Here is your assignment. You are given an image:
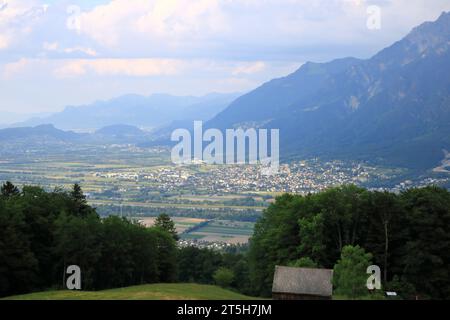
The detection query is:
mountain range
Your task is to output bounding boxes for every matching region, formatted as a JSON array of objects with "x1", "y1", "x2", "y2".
[
  {"x1": 207, "y1": 11, "x2": 450, "y2": 170},
  {"x1": 16, "y1": 92, "x2": 240, "y2": 131},
  {"x1": 0, "y1": 123, "x2": 155, "y2": 146}
]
